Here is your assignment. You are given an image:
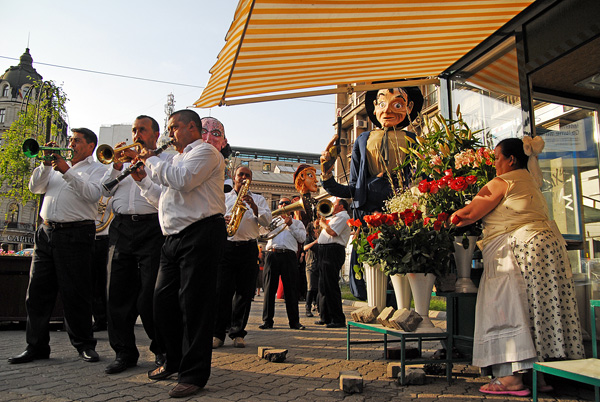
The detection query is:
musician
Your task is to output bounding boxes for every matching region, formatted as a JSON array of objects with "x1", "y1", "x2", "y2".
[
  {"x1": 134, "y1": 109, "x2": 226, "y2": 399},
  {"x1": 9, "y1": 128, "x2": 105, "y2": 364},
  {"x1": 213, "y1": 166, "x2": 271, "y2": 349},
  {"x1": 260, "y1": 197, "x2": 306, "y2": 330},
  {"x1": 314, "y1": 199, "x2": 351, "y2": 328},
  {"x1": 100, "y1": 115, "x2": 168, "y2": 374},
  {"x1": 320, "y1": 86, "x2": 423, "y2": 299}
]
